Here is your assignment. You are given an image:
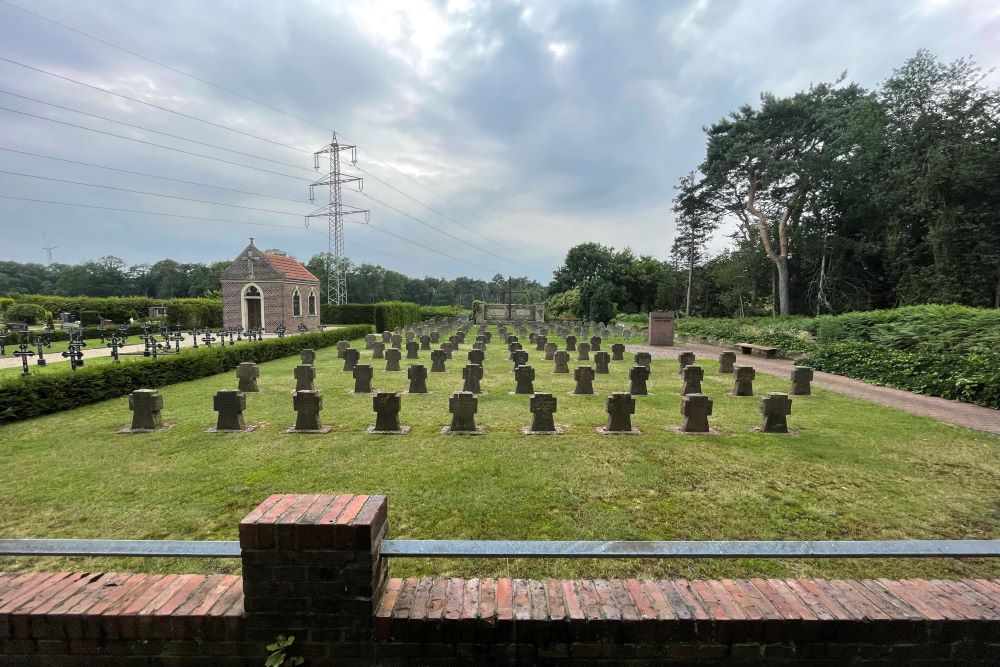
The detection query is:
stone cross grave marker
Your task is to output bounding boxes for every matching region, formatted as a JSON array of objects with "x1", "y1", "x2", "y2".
[
  {"x1": 407, "y1": 365, "x2": 428, "y2": 393},
  {"x1": 462, "y1": 363, "x2": 484, "y2": 394},
  {"x1": 629, "y1": 365, "x2": 650, "y2": 395},
  {"x1": 420, "y1": 335, "x2": 431, "y2": 351},
  {"x1": 680, "y1": 394, "x2": 713, "y2": 433},
  {"x1": 590, "y1": 336, "x2": 602, "y2": 352},
  {"x1": 405, "y1": 331, "x2": 415, "y2": 342},
  {"x1": 291, "y1": 390, "x2": 325, "y2": 432},
  {"x1": 370, "y1": 392, "x2": 406, "y2": 433},
  {"x1": 603, "y1": 392, "x2": 636, "y2": 433},
  {"x1": 365, "y1": 334, "x2": 376, "y2": 350},
  {"x1": 385, "y1": 348, "x2": 402, "y2": 371},
  {"x1": 718, "y1": 351, "x2": 736, "y2": 374},
  {"x1": 573, "y1": 366, "x2": 595, "y2": 395},
  {"x1": 508, "y1": 341, "x2": 522, "y2": 359},
  {"x1": 128, "y1": 389, "x2": 164, "y2": 431},
  {"x1": 529, "y1": 332, "x2": 537, "y2": 344},
  {"x1": 13, "y1": 343, "x2": 34, "y2": 376},
  {"x1": 553, "y1": 350, "x2": 570, "y2": 373},
  {"x1": 760, "y1": 393, "x2": 792, "y2": 433},
  {"x1": 430, "y1": 349, "x2": 447, "y2": 372},
  {"x1": 511, "y1": 349, "x2": 528, "y2": 368},
  {"x1": 682, "y1": 365, "x2": 704, "y2": 395},
  {"x1": 535, "y1": 335, "x2": 547, "y2": 352},
  {"x1": 441, "y1": 342, "x2": 454, "y2": 360},
  {"x1": 431, "y1": 331, "x2": 440, "y2": 344},
  {"x1": 467, "y1": 348, "x2": 485, "y2": 366},
  {"x1": 447, "y1": 391, "x2": 480, "y2": 433},
  {"x1": 449, "y1": 335, "x2": 461, "y2": 350},
  {"x1": 213, "y1": 389, "x2": 247, "y2": 431},
  {"x1": 544, "y1": 342, "x2": 557, "y2": 360},
  {"x1": 391, "y1": 334, "x2": 402, "y2": 349},
  {"x1": 577, "y1": 342, "x2": 591, "y2": 361},
  {"x1": 527, "y1": 393, "x2": 558, "y2": 433},
  {"x1": 405, "y1": 340, "x2": 420, "y2": 360},
  {"x1": 611, "y1": 342, "x2": 625, "y2": 361},
  {"x1": 733, "y1": 366, "x2": 755, "y2": 396},
  {"x1": 61, "y1": 342, "x2": 85, "y2": 371},
  {"x1": 382, "y1": 331, "x2": 392, "y2": 344},
  {"x1": 677, "y1": 351, "x2": 695, "y2": 373},
  {"x1": 236, "y1": 362, "x2": 260, "y2": 392},
  {"x1": 565, "y1": 335, "x2": 577, "y2": 352},
  {"x1": 343, "y1": 348, "x2": 360, "y2": 371},
  {"x1": 294, "y1": 364, "x2": 315, "y2": 392},
  {"x1": 790, "y1": 366, "x2": 814, "y2": 395},
  {"x1": 301, "y1": 348, "x2": 317, "y2": 366},
  {"x1": 635, "y1": 351, "x2": 652, "y2": 368},
  {"x1": 353, "y1": 364, "x2": 374, "y2": 393},
  {"x1": 372, "y1": 341, "x2": 385, "y2": 359},
  {"x1": 594, "y1": 351, "x2": 610, "y2": 374},
  {"x1": 514, "y1": 365, "x2": 535, "y2": 394}
]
